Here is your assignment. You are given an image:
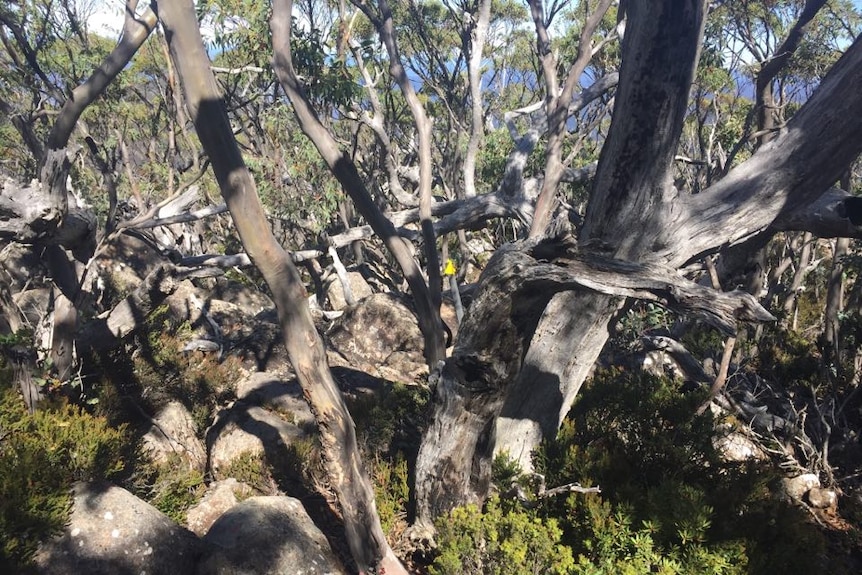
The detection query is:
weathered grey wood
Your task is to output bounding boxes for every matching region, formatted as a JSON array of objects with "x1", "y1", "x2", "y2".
[
  {"x1": 666, "y1": 36, "x2": 862, "y2": 266},
  {"x1": 161, "y1": 1, "x2": 405, "y2": 572},
  {"x1": 494, "y1": 290, "x2": 616, "y2": 471},
  {"x1": 490, "y1": 0, "x2": 709, "y2": 481},
  {"x1": 462, "y1": 0, "x2": 492, "y2": 199},
  {"x1": 640, "y1": 335, "x2": 712, "y2": 384},
  {"x1": 4, "y1": 344, "x2": 42, "y2": 413},
  {"x1": 421, "y1": 0, "x2": 862, "y2": 516},
  {"x1": 415, "y1": 230, "x2": 773, "y2": 522},
  {"x1": 773, "y1": 187, "x2": 862, "y2": 238},
  {"x1": 0, "y1": 177, "x2": 65, "y2": 242},
  {"x1": 475, "y1": 3, "x2": 862, "y2": 488},
  {"x1": 76, "y1": 263, "x2": 218, "y2": 351}
]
